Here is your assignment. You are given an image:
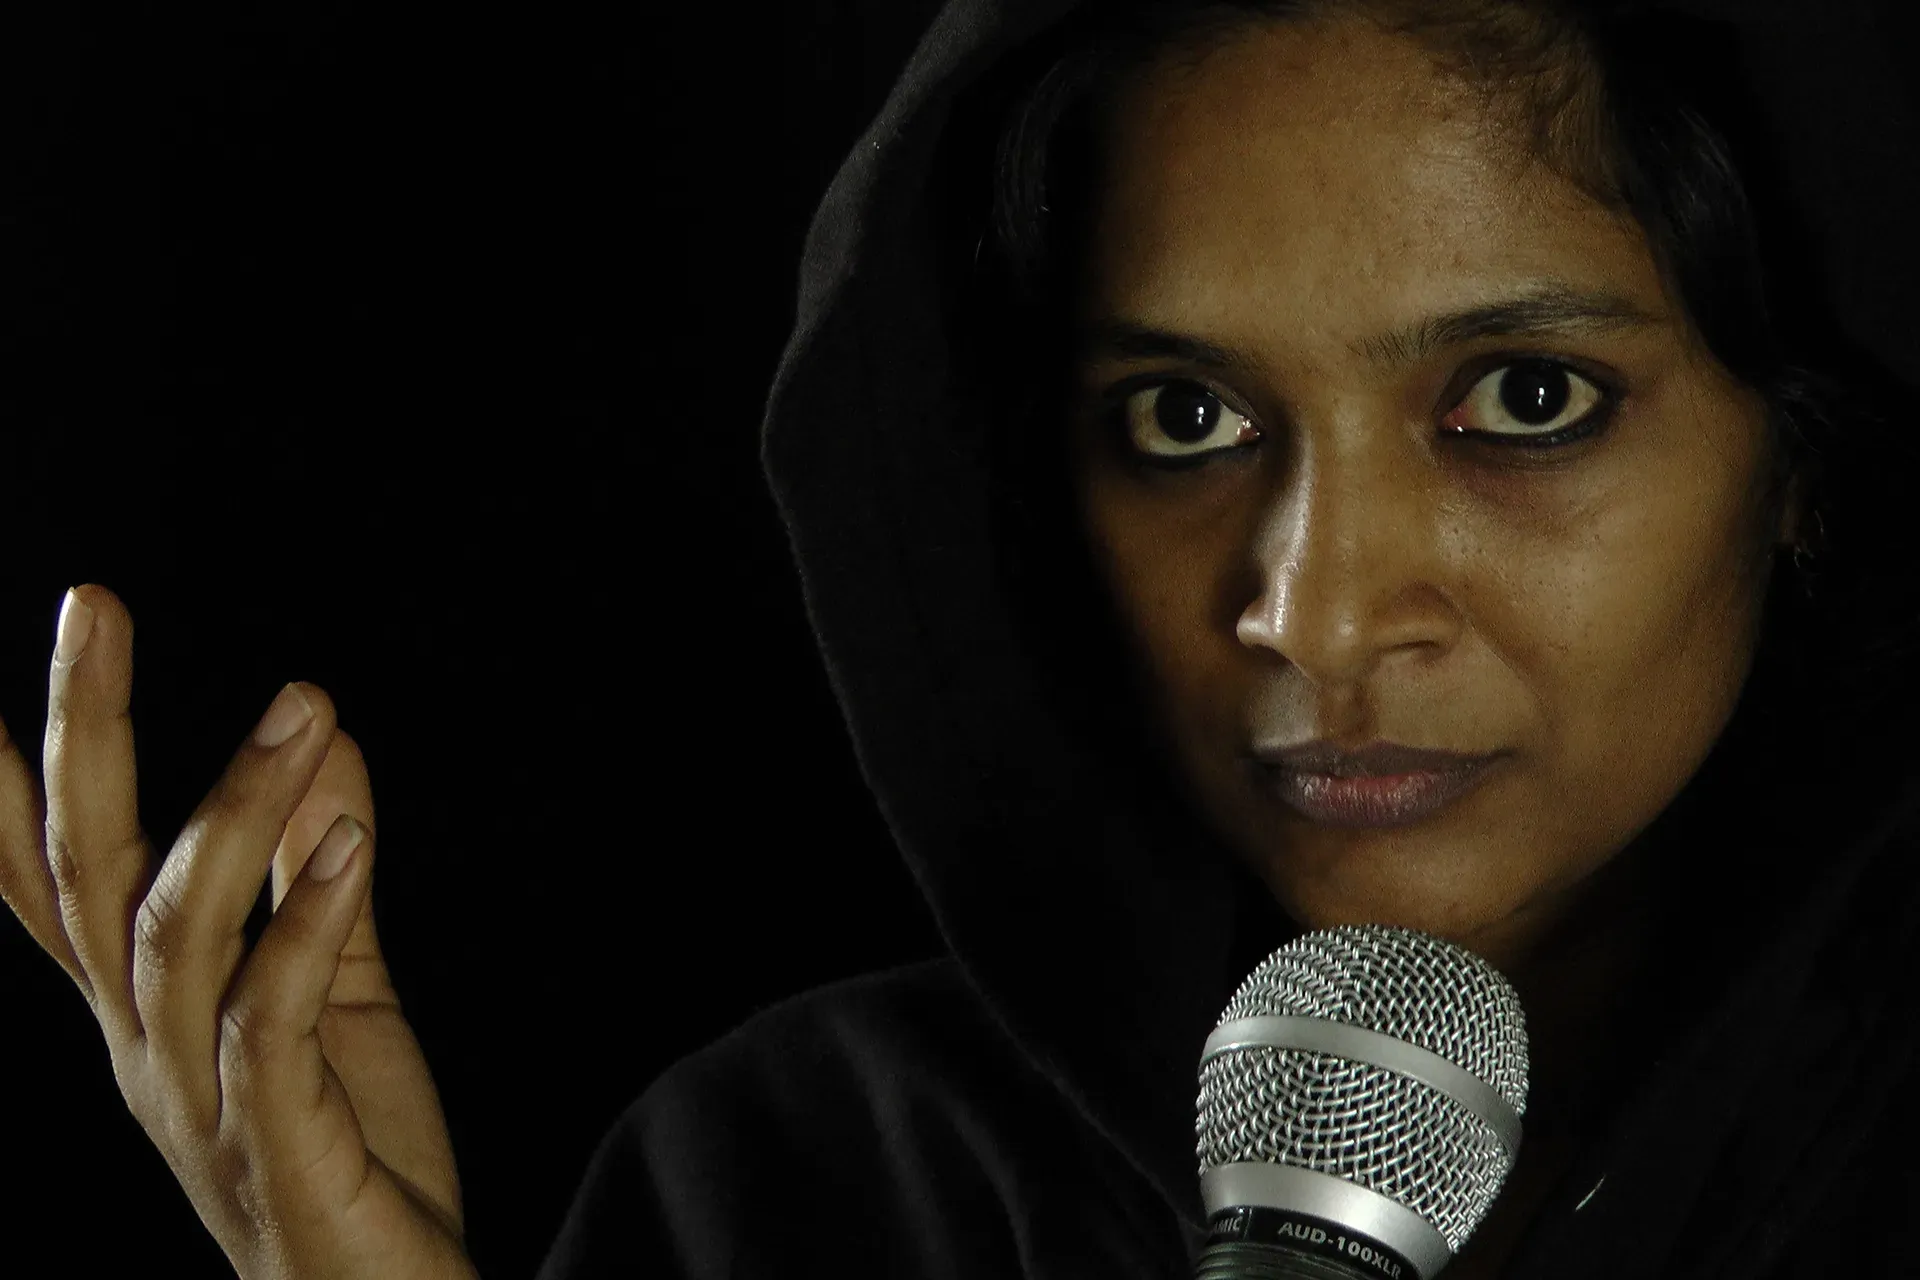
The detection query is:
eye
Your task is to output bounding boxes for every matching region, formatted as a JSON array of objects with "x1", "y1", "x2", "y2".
[
  {"x1": 1442, "y1": 358, "x2": 1611, "y2": 445},
  {"x1": 1112, "y1": 380, "x2": 1261, "y2": 463}
]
